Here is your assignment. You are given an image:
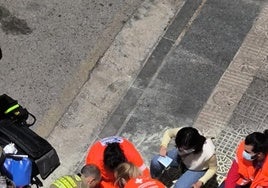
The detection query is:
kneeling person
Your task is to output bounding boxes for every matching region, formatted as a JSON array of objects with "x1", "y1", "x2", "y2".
[
  {"x1": 85, "y1": 136, "x2": 149, "y2": 187},
  {"x1": 50, "y1": 164, "x2": 101, "y2": 188},
  {"x1": 115, "y1": 162, "x2": 165, "y2": 188}
]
